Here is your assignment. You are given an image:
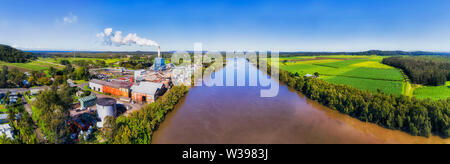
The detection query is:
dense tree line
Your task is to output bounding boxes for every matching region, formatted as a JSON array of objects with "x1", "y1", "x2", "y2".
[
  {"x1": 48, "y1": 62, "x2": 90, "y2": 83},
  {"x1": 257, "y1": 59, "x2": 449, "y2": 138},
  {"x1": 34, "y1": 51, "x2": 172, "y2": 59},
  {"x1": 382, "y1": 56, "x2": 450, "y2": 86},
  {"x1": 0, "y1": 66, "x2": 28, "y2": 88},
  {"x1": 33, "y1": 85, "x2": 74, "y2": 143},
  {"x1": 101, "y1": 85, "x2": 188, "y2": 144},
  {"x1": 280, "y1": 50, "x2": 450, "y2": 57},
  {"x1": 0, "y1": 44, "x2": 36, "y2": 63},
  {"x1": 119, "y1": 55, "x2": 154, "y2": 69}
]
